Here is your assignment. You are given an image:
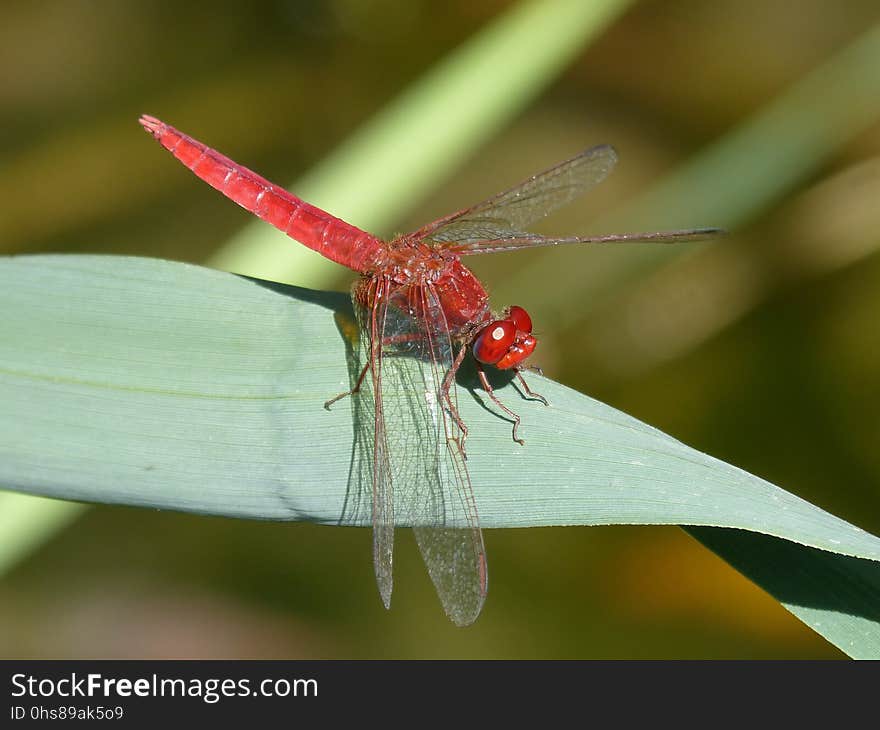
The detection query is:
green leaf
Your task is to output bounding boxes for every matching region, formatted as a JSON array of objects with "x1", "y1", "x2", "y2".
[
  {"x1": 2, "y1": 255, "x2": 879, "y2": 655},
  {"x1": 688, "y1": 528, "x2": 880, "y2": 660}
]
